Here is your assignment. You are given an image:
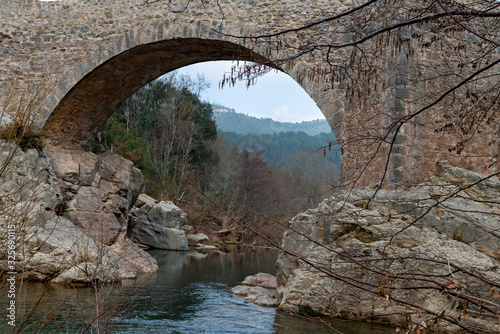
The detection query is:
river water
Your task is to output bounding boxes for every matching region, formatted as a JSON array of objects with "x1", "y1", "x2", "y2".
[{"x1": 1, "y1": 247, "x2": 395, "y2": 333}]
